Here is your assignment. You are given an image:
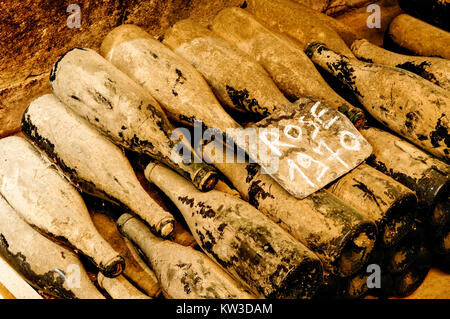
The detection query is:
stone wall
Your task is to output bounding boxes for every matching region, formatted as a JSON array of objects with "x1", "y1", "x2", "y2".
[{"x1": 0, "y1": 0, "x2": 375, "y2": 137}]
